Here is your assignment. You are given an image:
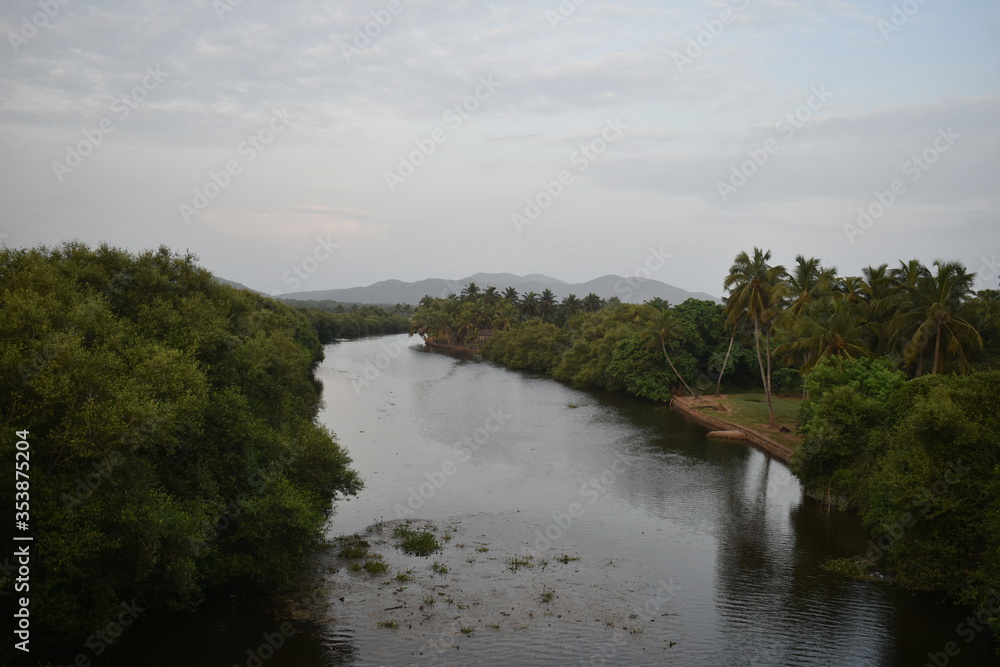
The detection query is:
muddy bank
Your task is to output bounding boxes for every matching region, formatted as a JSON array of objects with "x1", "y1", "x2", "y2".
[{"x1": 670, "y1": 396, "x2": 794, "y2": 463}]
